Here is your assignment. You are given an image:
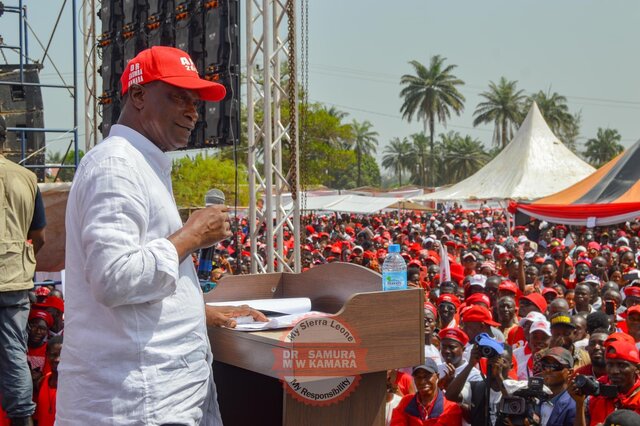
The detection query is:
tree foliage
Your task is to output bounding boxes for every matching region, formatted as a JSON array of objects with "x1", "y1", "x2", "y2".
[
  {"x1": 399, "y1": 55, "x2": 465, "y2": 185},
  {"x1": 45, "y1": 149, "x2": 84, "y2": 182},
  {"x1": 473, "y1": 77, "x2": 526, "y2": 148},
  {"x1": 171, "y1": 154, "x2": 249, "y2": 207},
  {"x1": 583, "y1": 127, "x2": 624, "y2": 168}
]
